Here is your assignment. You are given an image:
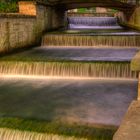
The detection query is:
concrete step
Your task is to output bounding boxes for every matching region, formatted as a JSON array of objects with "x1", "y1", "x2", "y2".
[
  {"x1": 0, "y1": 77, "x2": 137, "y2": 127},
  {"x1": 42, "y1": 30, "x2": 140, "y2": 47},
  {"x1": 0, "y1": 47, "x2": 138, "y2": 78}
]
